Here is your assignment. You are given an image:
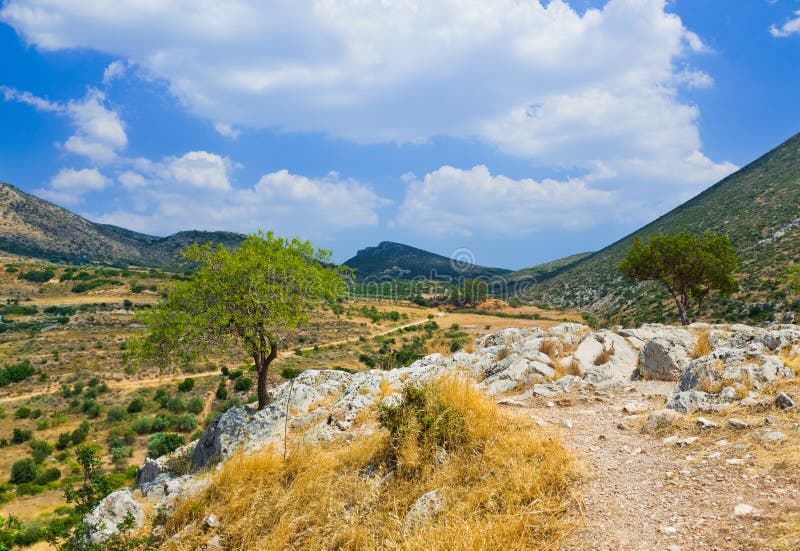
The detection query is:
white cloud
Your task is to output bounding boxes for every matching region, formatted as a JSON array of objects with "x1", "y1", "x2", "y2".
[
  {"x1": 37, "y1": 167, "x2": 109, "y2": 205},
  {"x1": 213, "y1": 122, "x2": 241, "y2": 139},
  {"x1": 90, "y1": 157, "x2": 385, "y2": 237},
  {"x1": 770, "y1": 10, "x2": 800, "y2": 37},
  {"x1": 102, "y1": 60, "x2": 127, "y2": 85},
  {"x1": 396, "y1": 165, "x2": 613, "y2": 237},
  {"x1": 1, "y1": 2, "x2": 719, "y2": 153},
  {"x1": 1, "y1": 86, "x2": 127, "y2": 163}
]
